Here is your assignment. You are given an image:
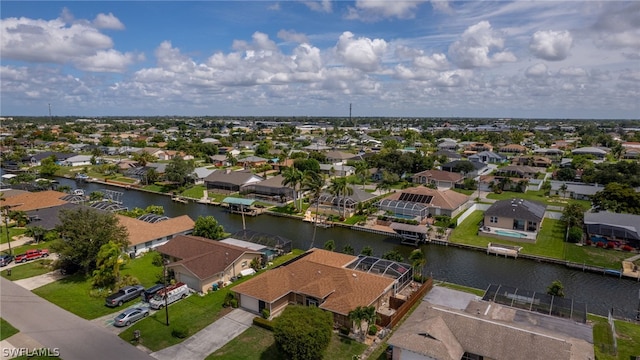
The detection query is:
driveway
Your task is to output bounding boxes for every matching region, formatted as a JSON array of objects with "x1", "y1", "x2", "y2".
[
  {"x1": 150, "y1": 308, "x2": 254, "y2": 360},
  {"x1": 13, "y1": 269, "x2": 65, "y2": 290},
  {"x1": 0, "y1": 277, "x2": 153, "y2": 360}
]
